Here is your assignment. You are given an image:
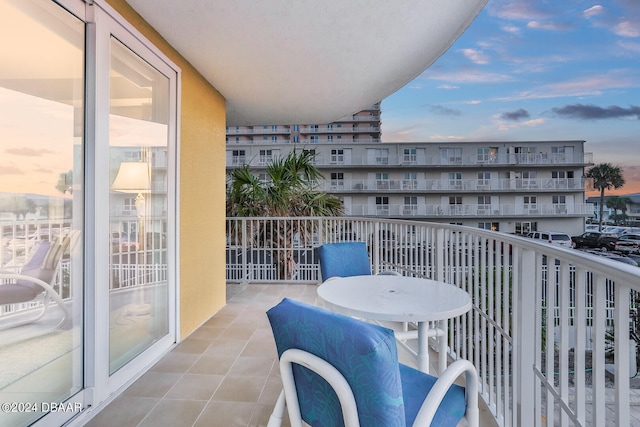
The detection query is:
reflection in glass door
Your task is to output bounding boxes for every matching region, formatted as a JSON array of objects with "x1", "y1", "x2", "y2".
[
  {"x1": 108, "y1": 38, "x2": 170, "y2": 374},
  {"x1": 0, "y1": 0, "x2": 84, "y2": 425}
]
